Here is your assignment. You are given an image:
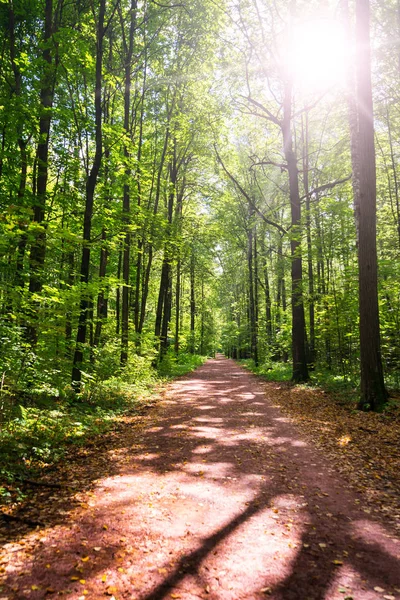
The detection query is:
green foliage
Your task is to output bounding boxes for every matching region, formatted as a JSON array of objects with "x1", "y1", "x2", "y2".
[
  {"x1": 157, "y1": 351, "x2": 207, "y2": 378},
  {"x1": 0, "y1": 347, "x2": 204, "y2": 504},
  {"x1": 239, "y1": 359, "x2": 292, "y2": 382}
]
